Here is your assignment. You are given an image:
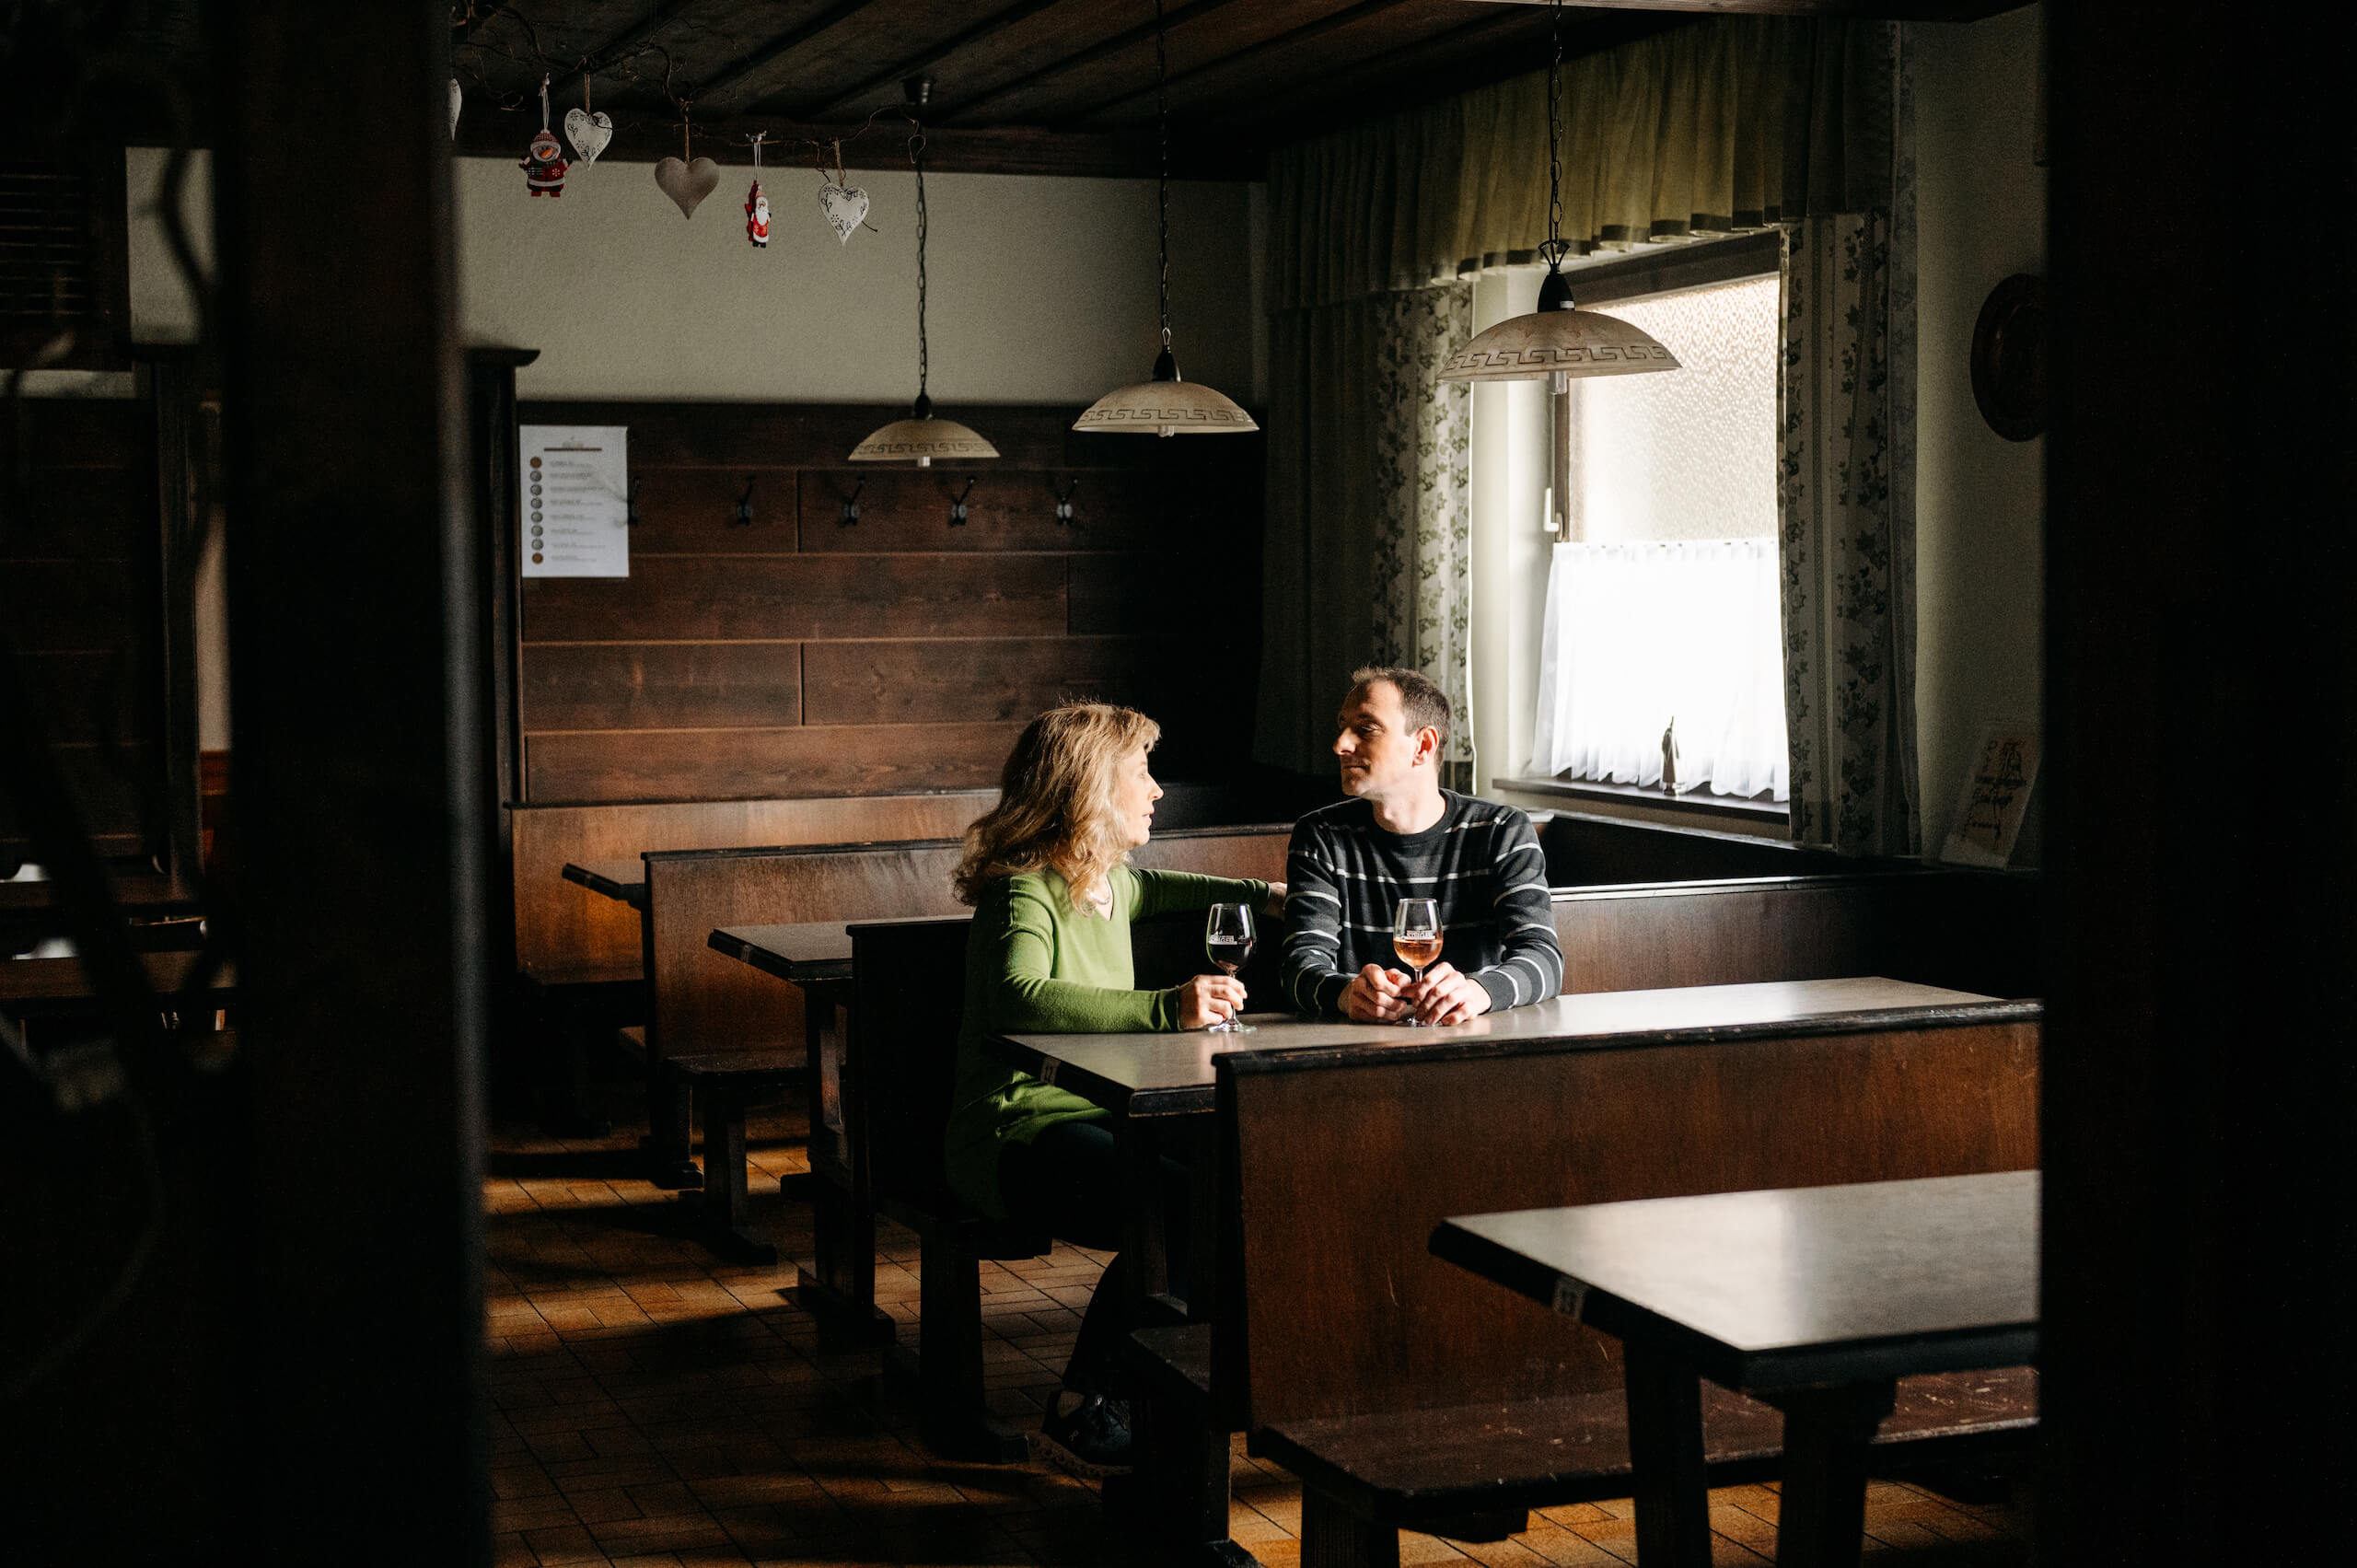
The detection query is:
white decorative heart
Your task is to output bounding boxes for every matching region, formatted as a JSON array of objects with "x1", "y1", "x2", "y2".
[
  {"x1": 447, "y1": 78, "x2": 462, "y2": 141},
  {"x1": 818, "y1": 181, "x2": 869, "y2": 245},
  {"x1": 654, "y1": 156, "x2": 721, "y2": 218},
  {"x1": 563, "y1": 108, "x2": 612, "y2": 166}
]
